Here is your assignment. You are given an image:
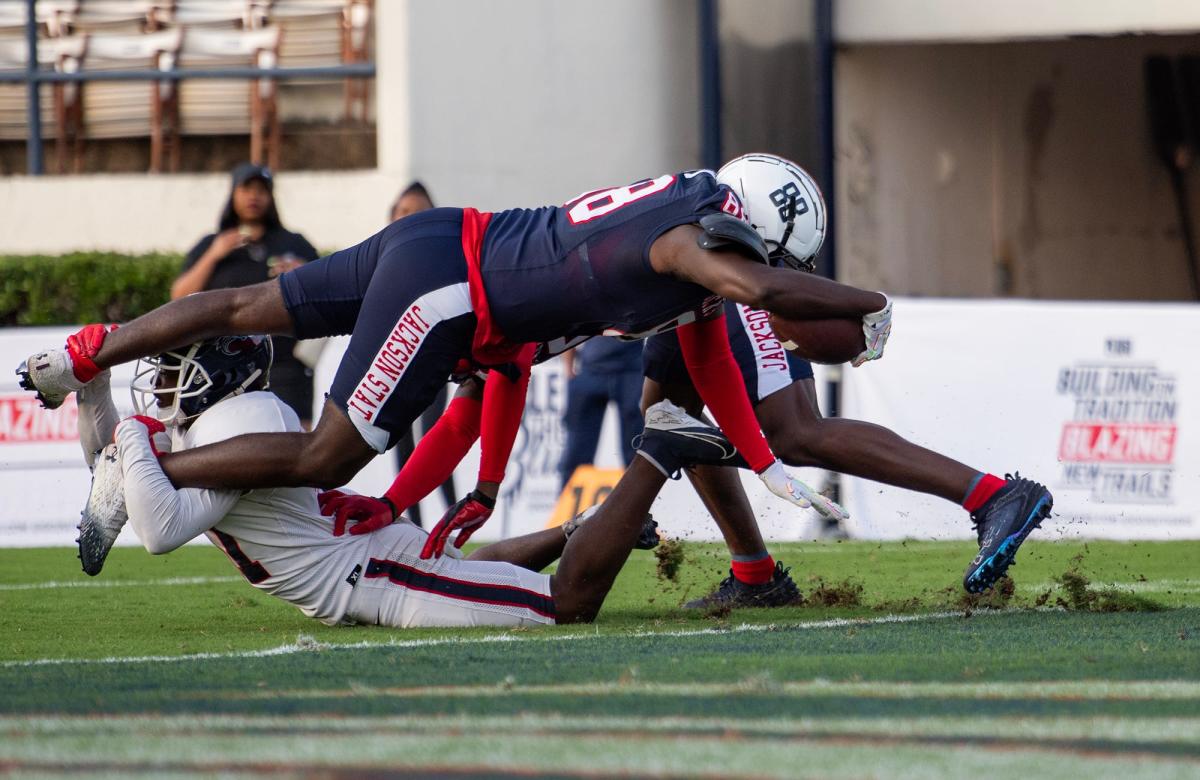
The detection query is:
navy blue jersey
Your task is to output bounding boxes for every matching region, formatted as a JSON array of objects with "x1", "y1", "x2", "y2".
[{"x1": 480, "y1": 171, "x2": 744, "y2": 354}]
